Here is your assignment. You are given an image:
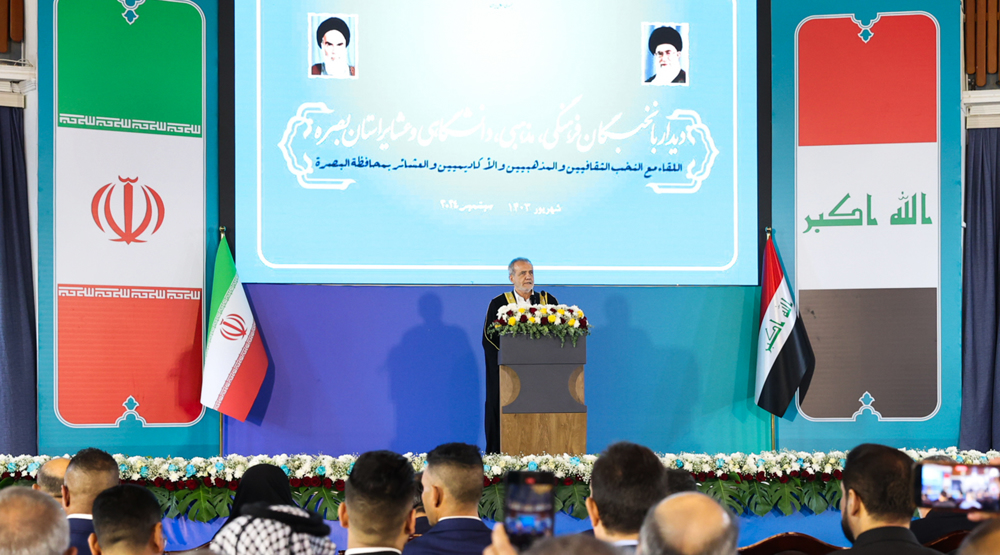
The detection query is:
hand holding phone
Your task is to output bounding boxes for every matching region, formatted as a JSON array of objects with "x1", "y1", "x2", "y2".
[
  {"x1": 915, "y1": 462, "x2": 1000, "y2": 513},
  {"x1": 503, "y1": 471, "x2": 556, "y2": 550}
]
